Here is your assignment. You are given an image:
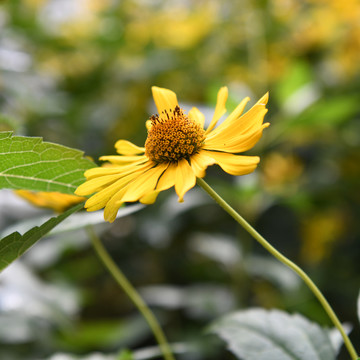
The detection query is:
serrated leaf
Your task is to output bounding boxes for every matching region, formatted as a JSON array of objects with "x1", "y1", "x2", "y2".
[
  {"x1": 209, "y1": 308, "x2": 336, "y2": 360},
  {"x1": 0, "y1": 131, "x2": 96, "y2": 194},
  {"x1": 0, "y1": 202, "x2": 84, "y2": 271}
]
